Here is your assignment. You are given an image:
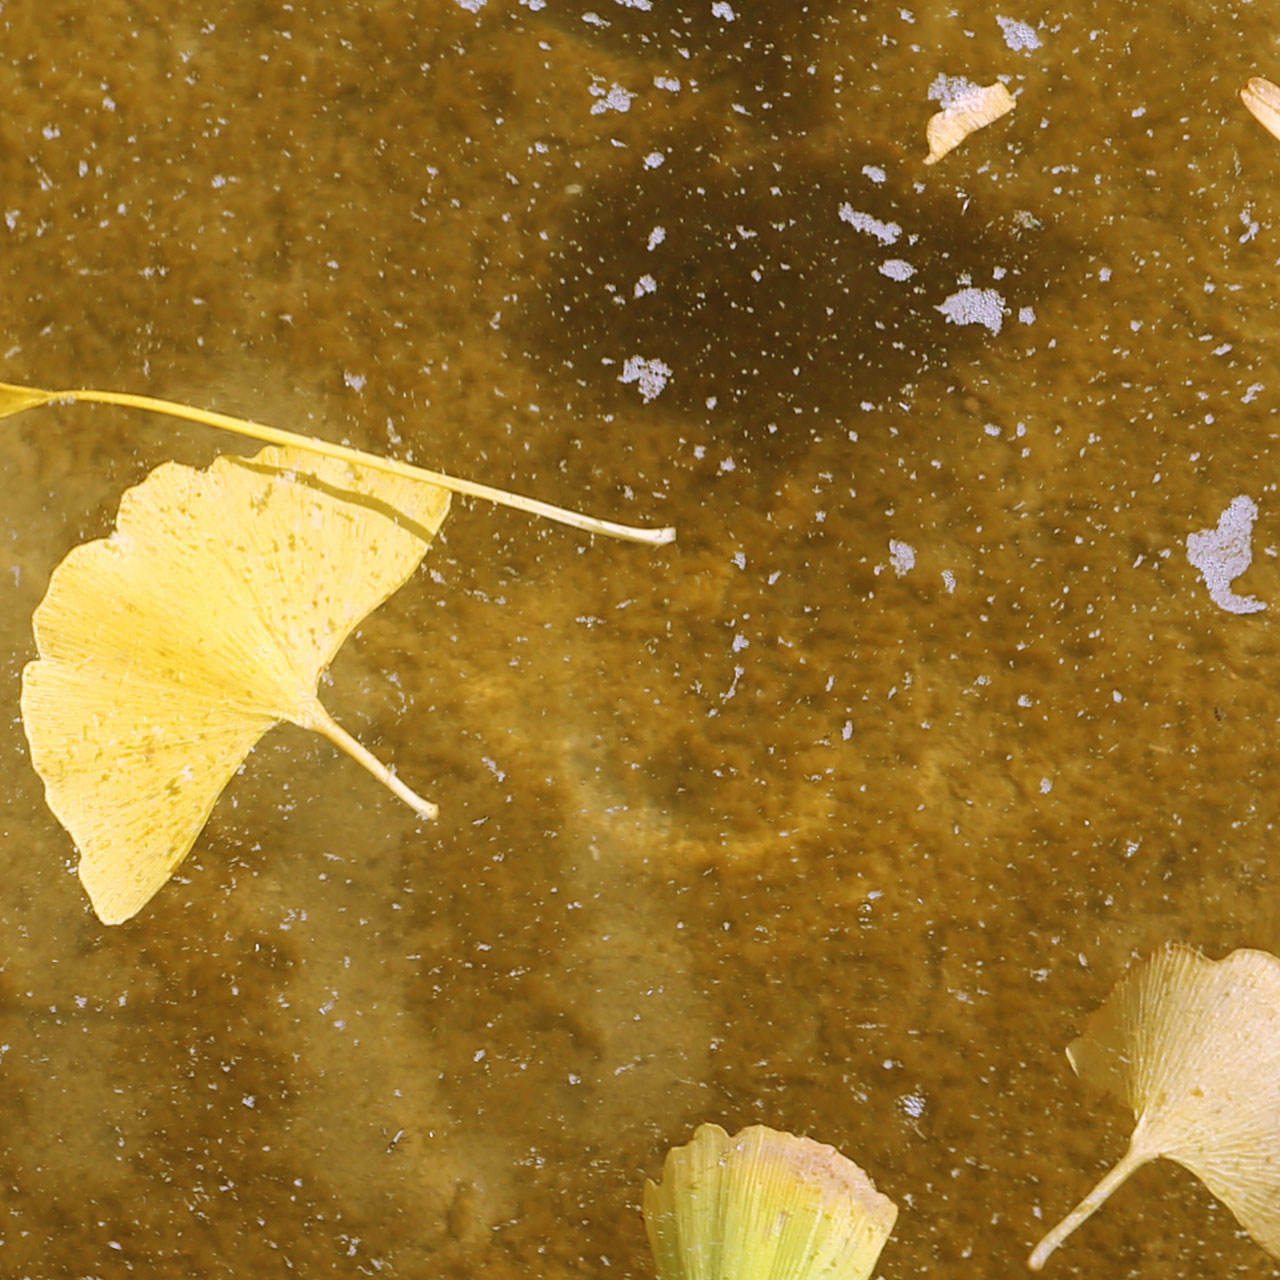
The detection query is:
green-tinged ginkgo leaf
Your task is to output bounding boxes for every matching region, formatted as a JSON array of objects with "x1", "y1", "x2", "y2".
[
  {"x1": 22, "y1": 445, "x2": 452, "y2": 924},
  {"x1": 644, "y1": 1123, "x2": 897, "y2": 1280},
  {"x1": 1029, "y1": 943, "x2": 1280, "y2": 1270}
]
